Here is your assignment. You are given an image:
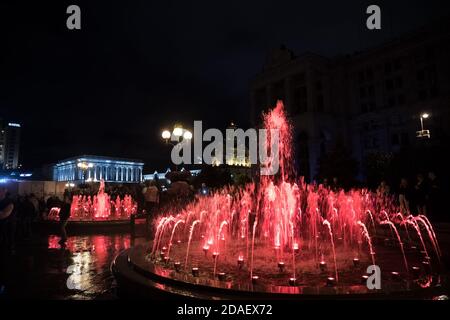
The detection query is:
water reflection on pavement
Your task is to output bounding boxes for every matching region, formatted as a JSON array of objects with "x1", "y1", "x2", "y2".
[{"x1": 2, "y1": 233, "x2": 146, "y2": 300}]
